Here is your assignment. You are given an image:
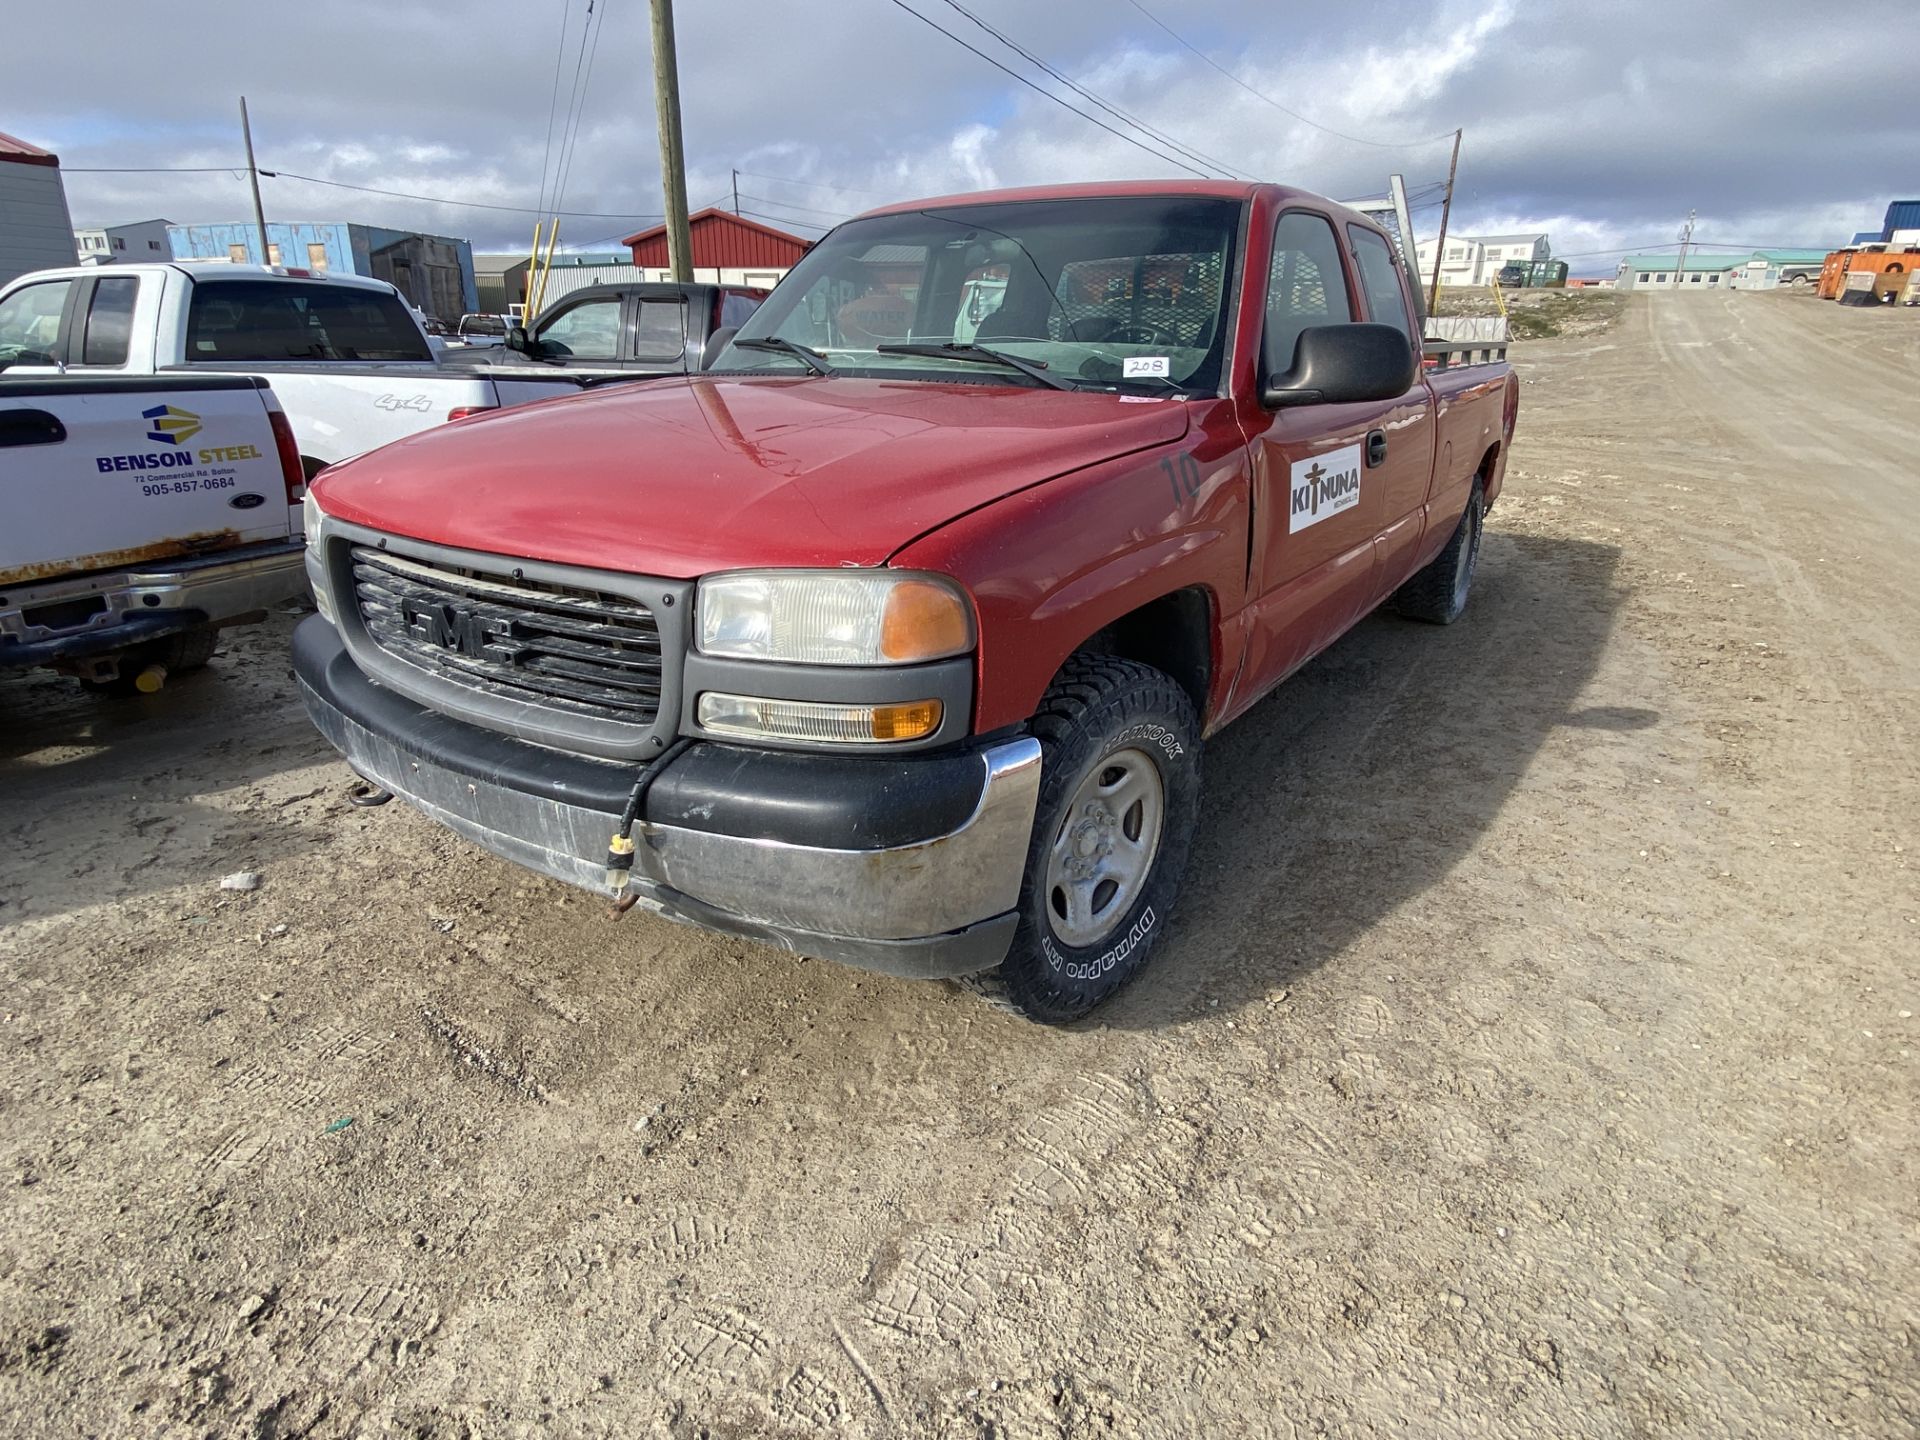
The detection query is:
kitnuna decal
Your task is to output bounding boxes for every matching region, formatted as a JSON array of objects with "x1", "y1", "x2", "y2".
[{"x1": 1288, "y1": 443, "x2": 1363, "y2": 533}]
